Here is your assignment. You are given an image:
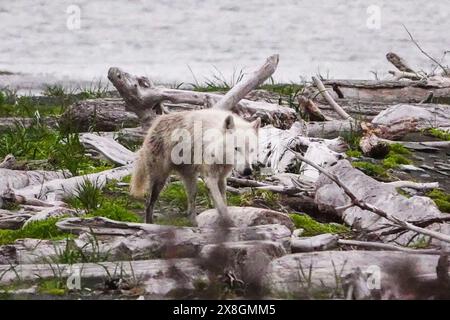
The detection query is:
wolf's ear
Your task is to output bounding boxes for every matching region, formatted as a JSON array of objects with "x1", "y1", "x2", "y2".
[
  {"x1": 224, "y1": 115, "x2": 235, "y2": 130},
  {"x1": 252, "y1": 118, "x2": 261, "y2": 130}
]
